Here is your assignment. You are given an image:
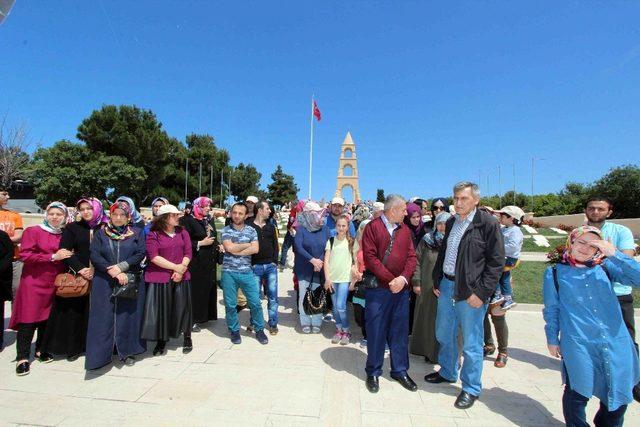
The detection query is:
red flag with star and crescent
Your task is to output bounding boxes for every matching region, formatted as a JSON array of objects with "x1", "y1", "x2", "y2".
[{"x1": 313, "y1": 100, "x2": 321, "y2": 121}]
